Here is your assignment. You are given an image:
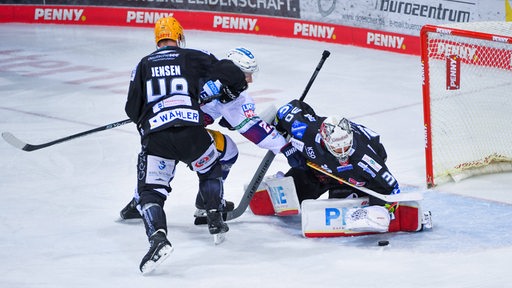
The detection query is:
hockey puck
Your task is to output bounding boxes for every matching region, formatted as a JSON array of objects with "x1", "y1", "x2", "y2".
[{"x1": 378, "y1": 240, "x2": 389, "y2": 246}]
